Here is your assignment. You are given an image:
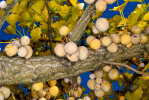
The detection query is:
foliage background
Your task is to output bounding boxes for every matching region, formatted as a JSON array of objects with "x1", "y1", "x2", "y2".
[{"x1": 0, "y1": 0, "x2": 149, "y2": 99}]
